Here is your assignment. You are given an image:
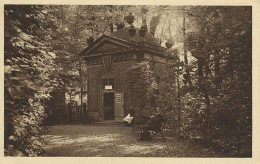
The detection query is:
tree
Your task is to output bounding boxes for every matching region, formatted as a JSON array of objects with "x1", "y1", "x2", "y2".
[
  {"x1": 127, "y1": 61, "x2": 159, "y2": 116},
  {"x1": 4, "y1": 5, "x2": 57, "y2": 156},
  {"x1": 184, "y1": 6, "x2": 252, "y2": 155}
]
